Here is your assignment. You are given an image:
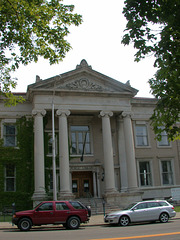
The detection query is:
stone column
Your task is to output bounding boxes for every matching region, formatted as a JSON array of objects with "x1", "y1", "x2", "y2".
[
  {"x1": 117, "y1": 115, "x2": 128, "y2": 192},
  {"x1": 56, "y1": 109, "x2": 74, "y2": 199},
  {"x1": 122, "y1": 112, "x2": 138, "y2": 190},
  {"x1": 32, "y1": 109, "x2": 46, "y2": 202},
  {"x1": 100, "y1": 111, "x2": 117, "y2": 194}
]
